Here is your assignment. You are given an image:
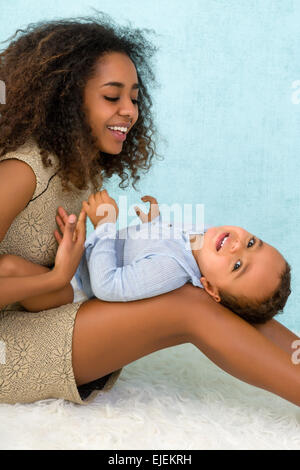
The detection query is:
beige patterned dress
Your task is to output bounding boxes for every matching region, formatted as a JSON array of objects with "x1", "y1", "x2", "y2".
[{"x1": 0, "y1": 138, "x2": 121, "y2": 404}]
